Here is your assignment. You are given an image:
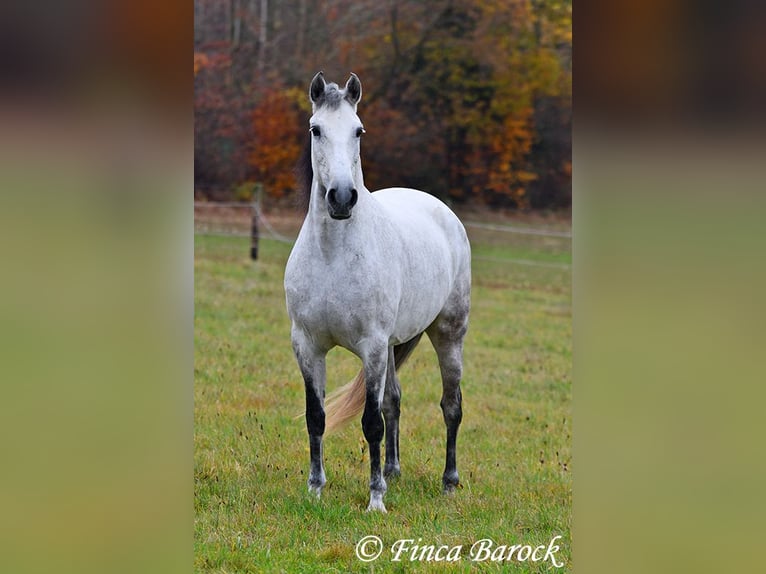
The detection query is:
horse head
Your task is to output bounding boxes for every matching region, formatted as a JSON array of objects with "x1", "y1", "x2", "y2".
[{"x1": 308, "y1": 72, "x2": 365, "y2": 220}]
